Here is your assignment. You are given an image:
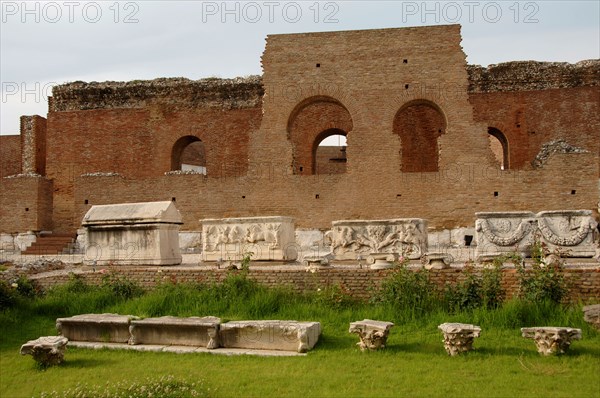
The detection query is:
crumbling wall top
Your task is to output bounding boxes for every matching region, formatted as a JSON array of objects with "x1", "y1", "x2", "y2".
[
  {"x1": 468, "y1": 60, "x2": 599, "y2": 93},
  {"x1": 51, "y1": 76, "x2": 263, "y2": 112}
]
